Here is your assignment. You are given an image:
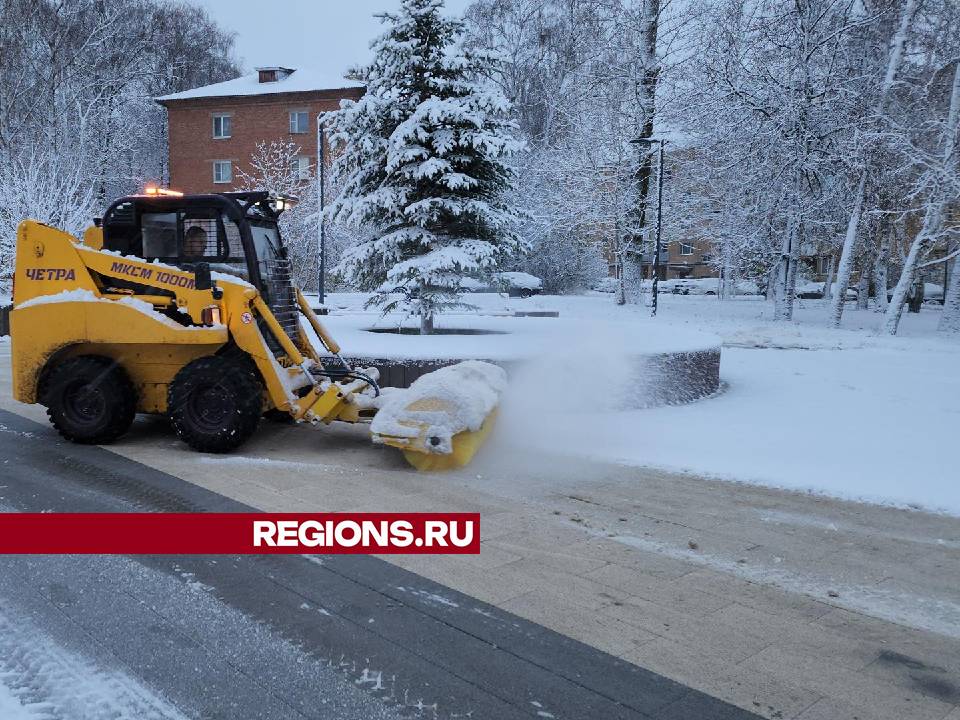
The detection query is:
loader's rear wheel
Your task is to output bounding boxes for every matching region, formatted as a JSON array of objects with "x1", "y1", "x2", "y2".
[
  {"x1": 168, "y1": 357, "x2": 262, "y2": 453},
  {"x1": 41, "y1": 356, "x2": 136, "y2": 444}
]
